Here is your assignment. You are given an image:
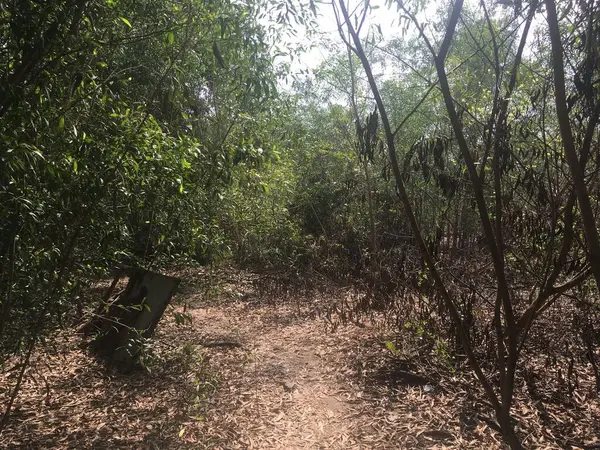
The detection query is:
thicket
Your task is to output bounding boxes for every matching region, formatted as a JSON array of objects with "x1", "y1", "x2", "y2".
[
  {"x1": 327, "y1": 0, "x2": 600, "y2": 448},
  {"x1": 0, "y1": 0, "x2": 298, "y2": 355},
  {"x1": 0, "y1": 0, "x2": 312, "y2": 426},
  {"x1": 2, "y1": 0, "x2": 600, "y2": 448}
]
